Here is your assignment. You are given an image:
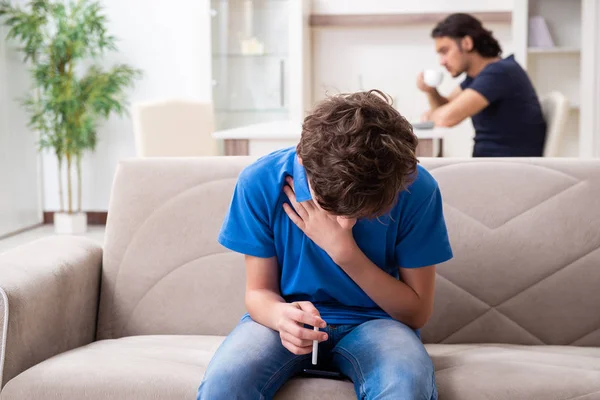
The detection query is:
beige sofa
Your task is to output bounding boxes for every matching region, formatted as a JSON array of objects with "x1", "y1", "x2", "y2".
[{"x1": 1, "y1": 157, "x2": 600, "y2": 400}]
